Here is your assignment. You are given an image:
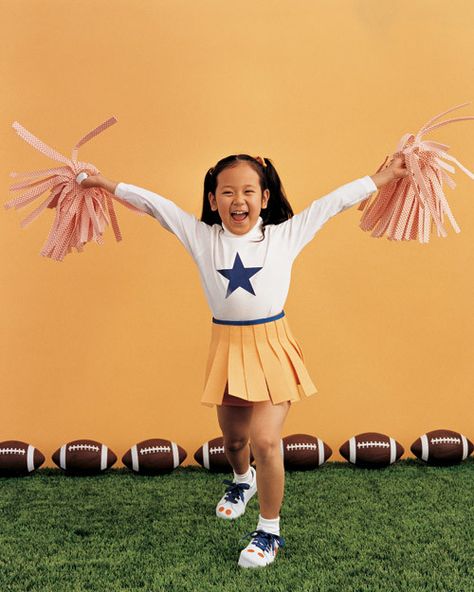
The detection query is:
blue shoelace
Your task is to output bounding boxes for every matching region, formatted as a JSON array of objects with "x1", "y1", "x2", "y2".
[
  {"x1": 239, "y1": 529, "x2": 286, "y2": 553},
  {"x1": 222, "y1": 479, "x2": 251, "y2": 504}
]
